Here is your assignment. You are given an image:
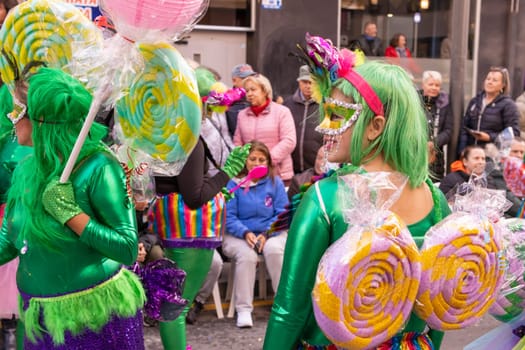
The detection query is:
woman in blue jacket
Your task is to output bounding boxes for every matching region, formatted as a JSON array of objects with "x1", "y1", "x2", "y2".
[{"x1": 222, "y1": 140, "x2": 288, "y2": 329}]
